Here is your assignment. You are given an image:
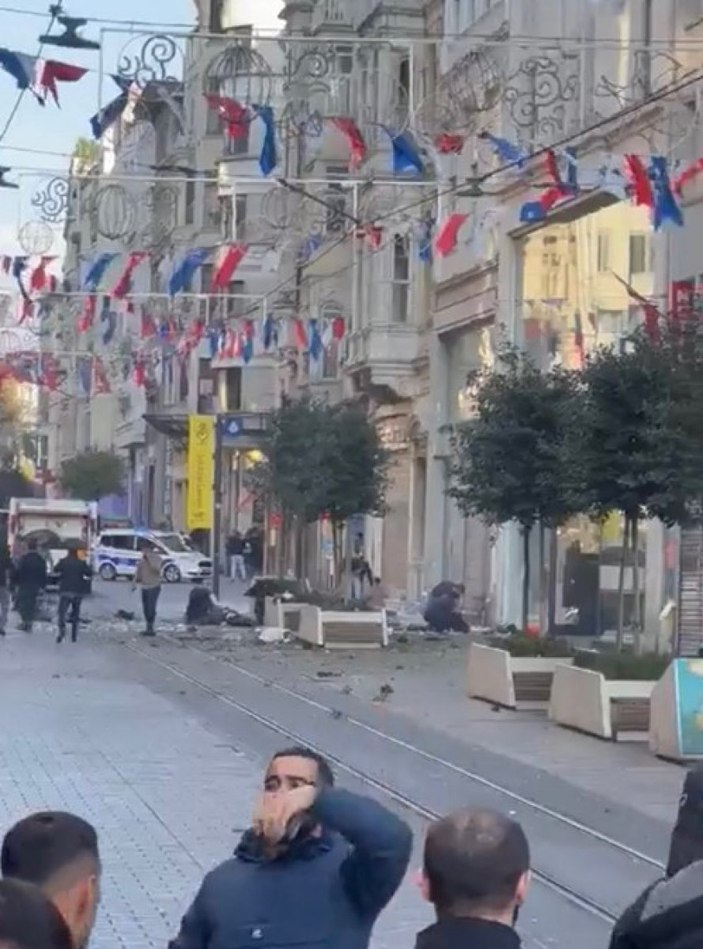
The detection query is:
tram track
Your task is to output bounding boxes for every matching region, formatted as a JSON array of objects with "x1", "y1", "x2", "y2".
[{"x1": 125, "y1": 636, "x2": 668, "y2": 928}]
